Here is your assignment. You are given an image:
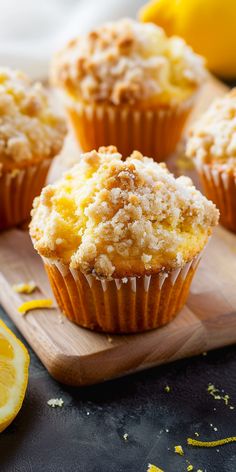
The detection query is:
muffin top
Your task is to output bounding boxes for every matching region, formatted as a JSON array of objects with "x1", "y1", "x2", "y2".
[
  {"x1": 30, "y1": 146, "x2": 218, "y2": 279},
  {"x1": 186, "y1": 89, "x2": 236, "y2": 172},
  {"x1": 0, "y1": 68, "x2": 66, "y2": 172},
  {"x1": 52, "y1": 18, "x2": 205, "y2": 107}
]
